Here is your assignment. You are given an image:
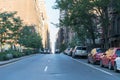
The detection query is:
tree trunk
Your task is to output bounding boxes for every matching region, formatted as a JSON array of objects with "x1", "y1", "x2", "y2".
[
  {"x1": 91, "y1": 32, "x2": 96, "y2": 47},
  {"x1": 103, "y1": 8, "x2": 109, "y2": 49}
]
